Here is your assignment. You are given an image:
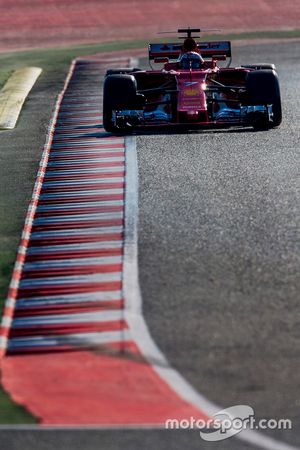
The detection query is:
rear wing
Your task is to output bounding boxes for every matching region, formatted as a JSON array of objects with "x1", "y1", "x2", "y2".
[{"x1": 149, "y1": 41, "x2": 231, "y2": 61}]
